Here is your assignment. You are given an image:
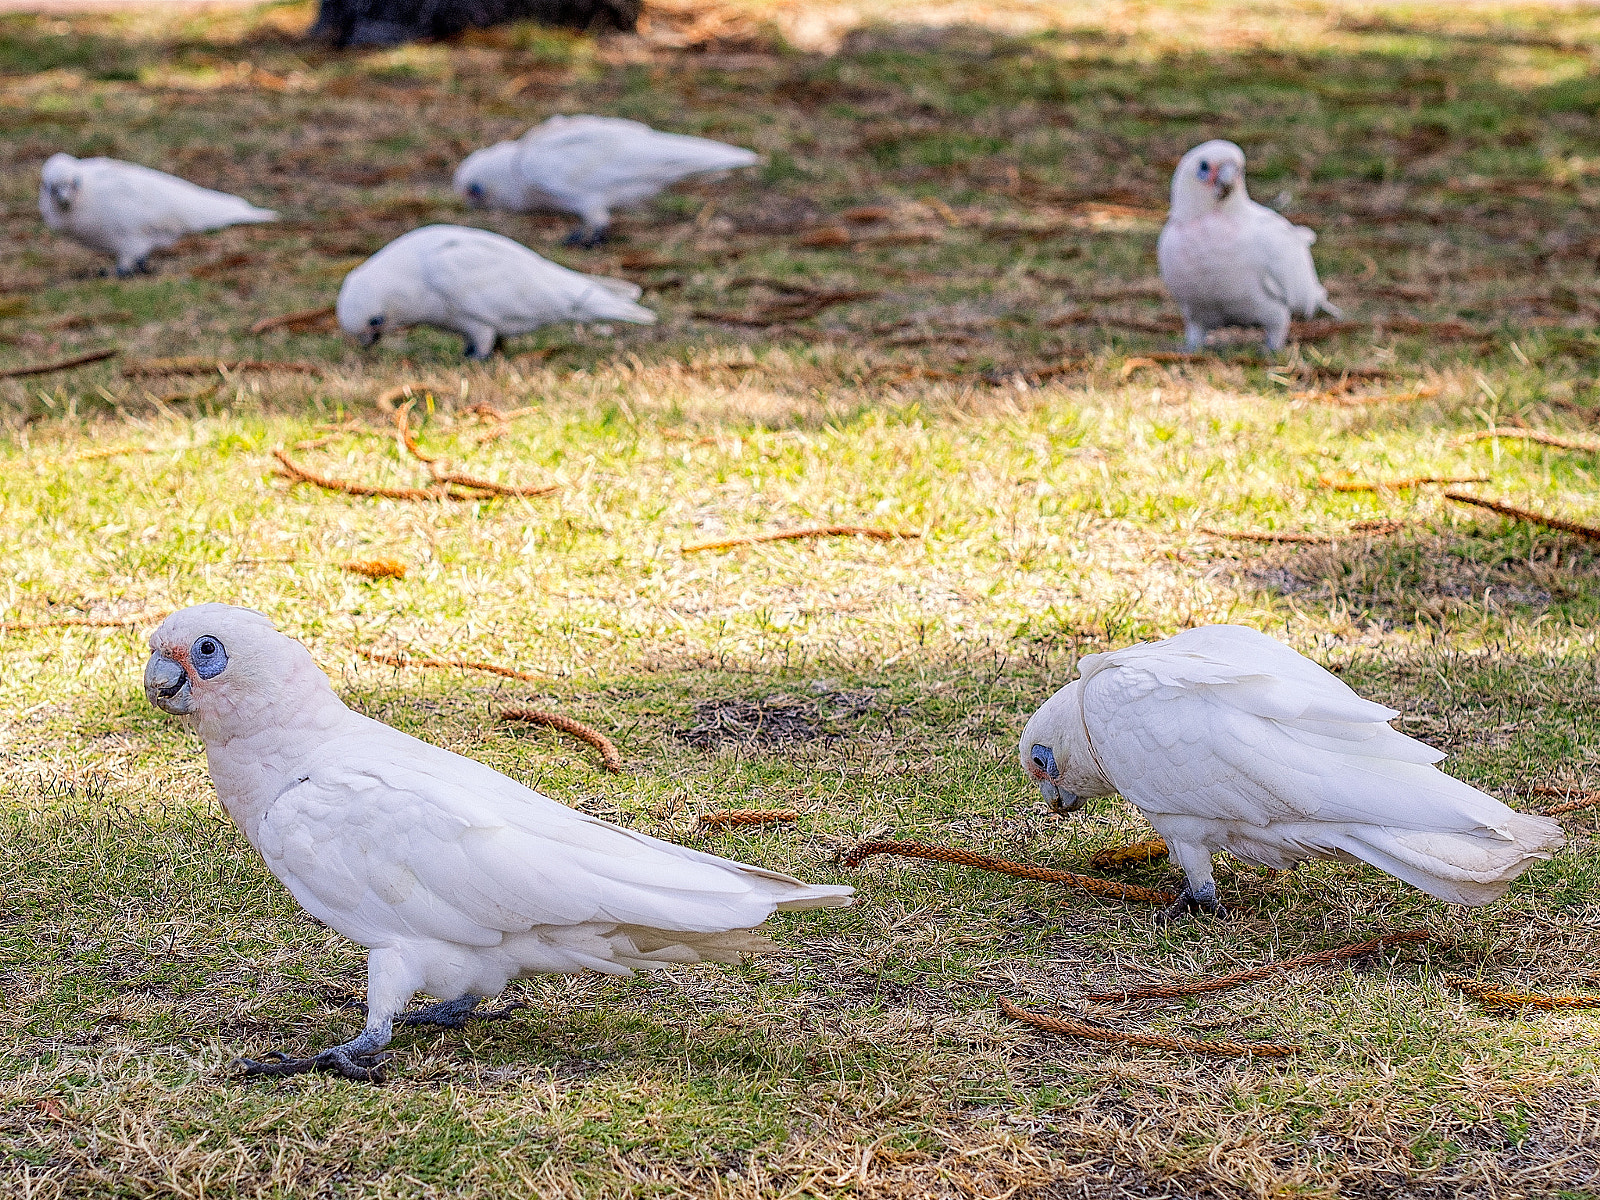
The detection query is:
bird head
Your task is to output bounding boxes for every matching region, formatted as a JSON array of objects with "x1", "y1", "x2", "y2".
[
  {"x1": 40, "y1": 153, "x2": 82, "y2": 214},
  {"x1": 452, "y1": 142, "x2": 522, "y2": 210},
  {"x1": 335, "y1": 258, "x2": 392, "y2": 348},
  {"x1": 145, "y1": 604, "x2": 333, "y2": 736},
  {"x1": 1018, "y1": 678, "x2": 1116, "y2": 816},
  {"x1": 1170, "y1": 140, "x2": 1248, "y2": 220}
]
